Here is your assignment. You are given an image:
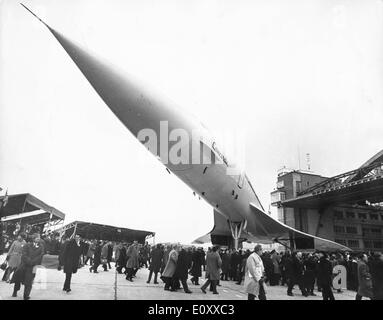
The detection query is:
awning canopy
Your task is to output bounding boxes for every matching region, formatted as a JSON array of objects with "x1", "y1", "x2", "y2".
[
  {"x1": 0, "y1": 193, "x2": 65, "y2": 222},
  {"x1": 1, "y1": 210, "x2": 64, "y2": 228},
  {"x1": 58, "y1": 221, "x2": 155, "y2": 244}
]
